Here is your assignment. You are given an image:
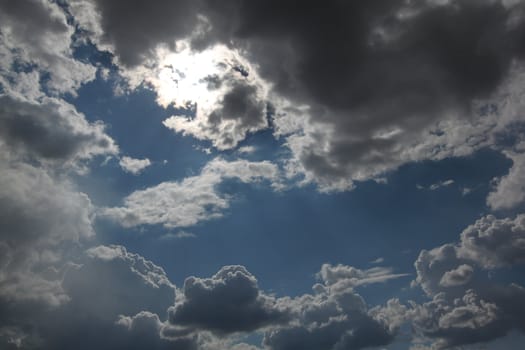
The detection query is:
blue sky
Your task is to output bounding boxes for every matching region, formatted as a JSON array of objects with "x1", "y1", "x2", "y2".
[{"x1": 2, "y1": 1, "x2": 525, "y2": 349}]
